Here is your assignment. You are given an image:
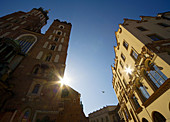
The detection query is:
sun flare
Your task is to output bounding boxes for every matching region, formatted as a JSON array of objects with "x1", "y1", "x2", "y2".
[
  {"x1": 125, "y1": 66, "x2": 133, "y2": 74},
  {"x1": 58, "y1": 75, "x2": 70, "y2": 87}
]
